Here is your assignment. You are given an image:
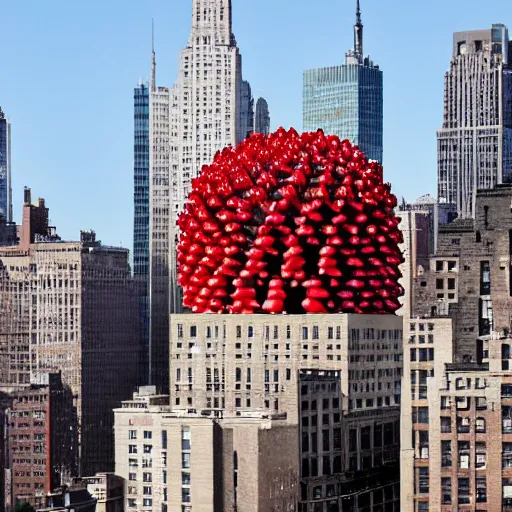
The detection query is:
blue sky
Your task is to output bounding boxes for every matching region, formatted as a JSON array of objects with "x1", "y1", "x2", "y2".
[{"x1": 1, "y1": 0, "x2": 510, "y2": 250}]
